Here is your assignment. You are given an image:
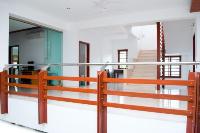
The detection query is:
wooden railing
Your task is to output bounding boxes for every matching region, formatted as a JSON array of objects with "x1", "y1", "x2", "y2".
[{"x1": 0, "y1": 70, "x2": 199, "y2": 133}]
